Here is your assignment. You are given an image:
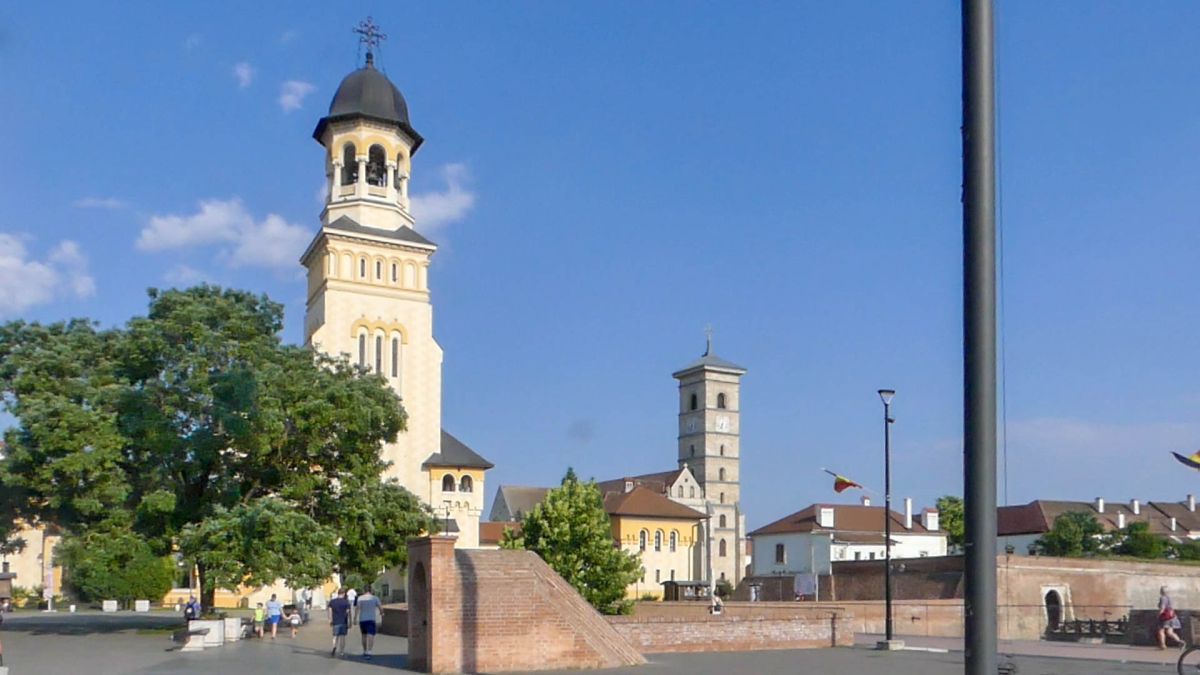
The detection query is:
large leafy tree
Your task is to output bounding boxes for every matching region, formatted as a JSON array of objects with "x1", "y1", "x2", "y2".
[
  {"x1": 56, "y1": 526, "x2": 175, "y2": 606},
  {"x1": 935, "y1": 495, "x2": 964, "y2": 550},
  {"x1": 0, "y1": 286, "x2": 432, "y2": 608},
  {"x1": 1031, "y1": 511, "x2": 1106, "y2": 557},
  {"x1": 502, "y1": 468, "x2": 641, "y2": 615}
]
